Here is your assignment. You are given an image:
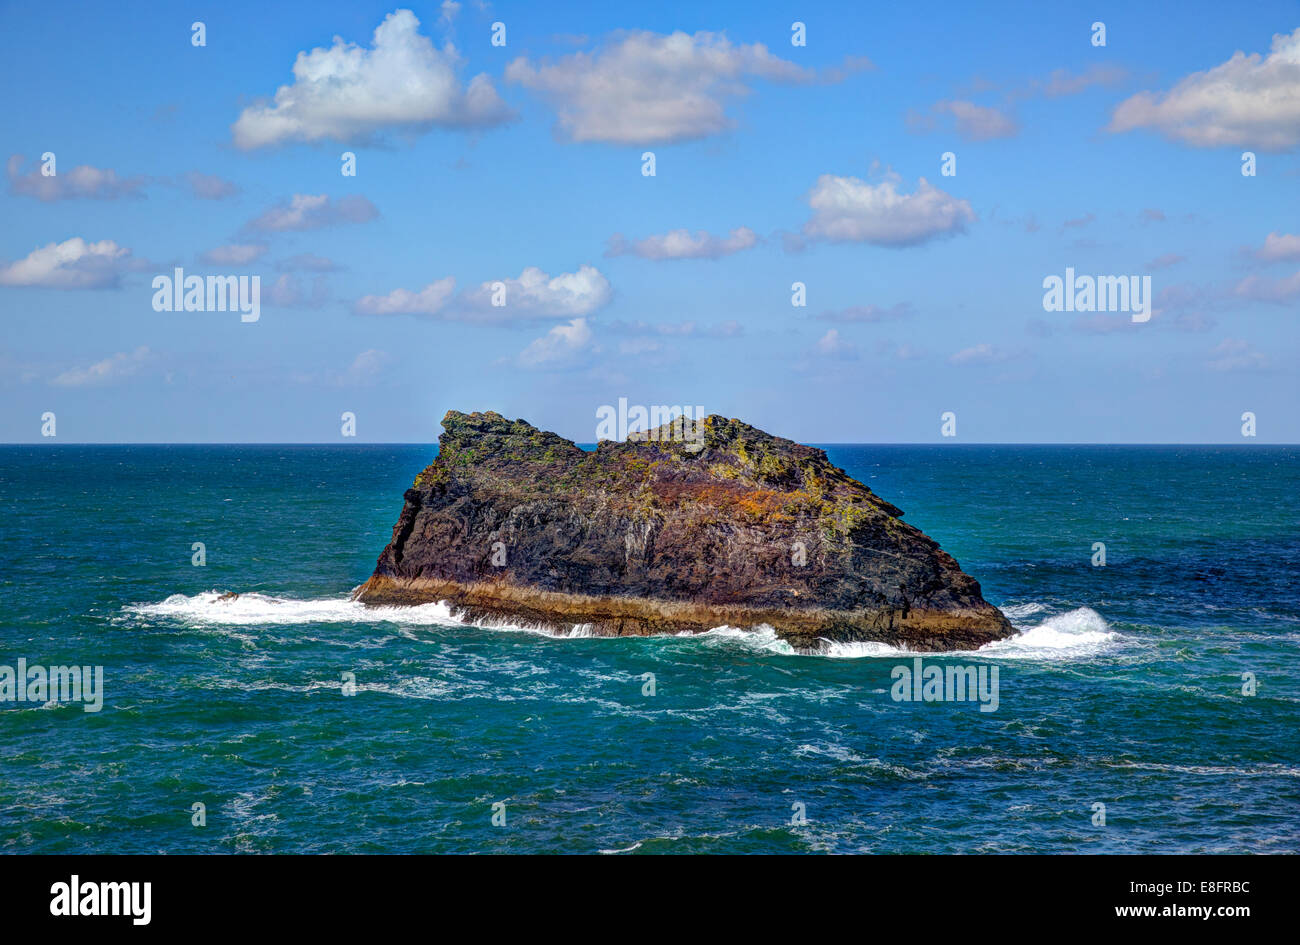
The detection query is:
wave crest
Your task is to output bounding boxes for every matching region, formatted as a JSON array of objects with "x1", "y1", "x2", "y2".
[
  {"x1": 126, "y1": 593, "x2": 1122, "y2": 661},
  {"x1": 980, "y1": 606, "x2": 1120, "y2": 659},
  {"x1": 126, "y1": 590, "x2": 459, "y2": 626}
]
